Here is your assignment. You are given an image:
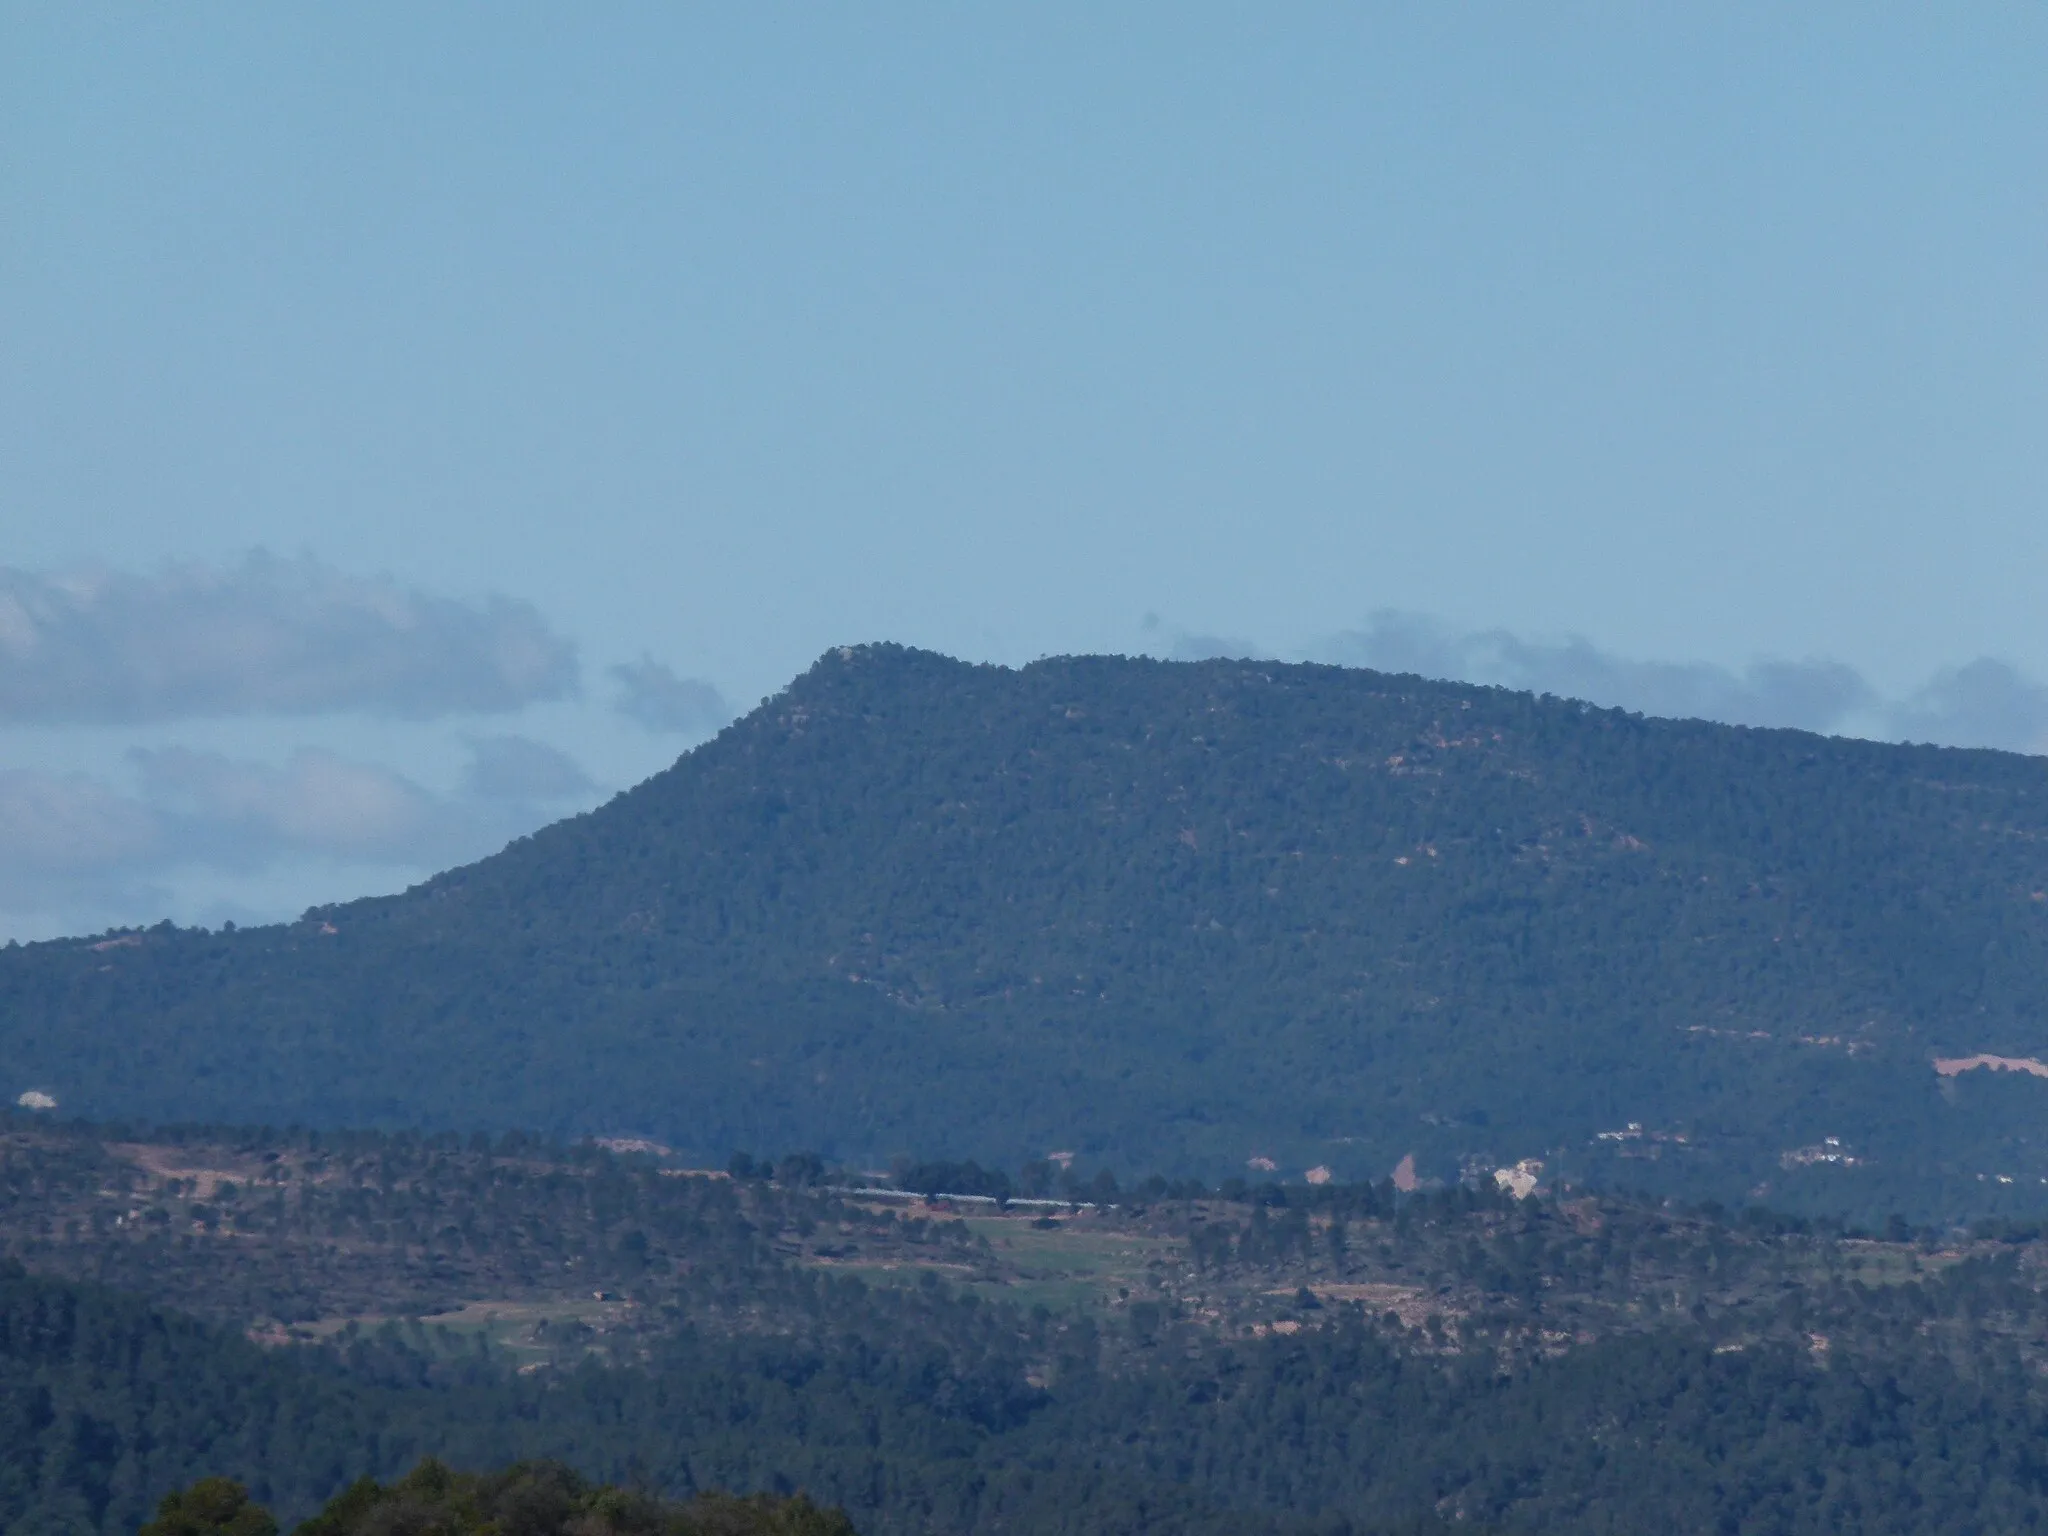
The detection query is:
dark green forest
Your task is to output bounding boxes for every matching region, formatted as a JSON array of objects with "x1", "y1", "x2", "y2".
[
  {"x1": 13, "y1": 1119, "x2": 2048, "y2": 1533},
  {"x1": 10, "y1": 646, "x2": 2048, "y2": 1216},
  {"x1": 12, "y1": 1215, "x2": 2048, "y2": 1536}
]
